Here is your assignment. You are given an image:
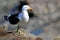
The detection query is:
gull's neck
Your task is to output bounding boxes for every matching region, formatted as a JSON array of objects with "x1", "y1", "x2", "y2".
[
  {"x1": 22, "y1": 10, "x2": 28, "y2": 15},
  {"x1": 22, "y1": 9, "x2": 28, "y2": 14}
]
